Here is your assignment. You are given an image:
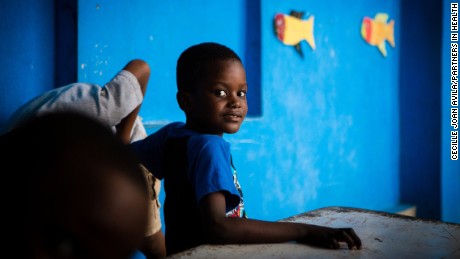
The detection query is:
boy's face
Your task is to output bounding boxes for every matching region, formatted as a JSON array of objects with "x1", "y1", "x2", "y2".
[{"x1": 185, "y1": 59, "x2": 248, "y2": 136}]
